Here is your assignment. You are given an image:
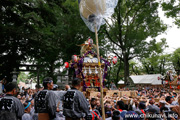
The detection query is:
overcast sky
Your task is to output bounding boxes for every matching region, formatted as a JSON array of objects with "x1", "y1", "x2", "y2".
[{"x1": 156, "y1": 7, "x2": 180, "y2": 54}]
